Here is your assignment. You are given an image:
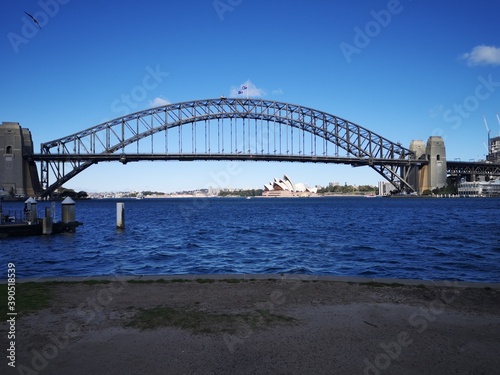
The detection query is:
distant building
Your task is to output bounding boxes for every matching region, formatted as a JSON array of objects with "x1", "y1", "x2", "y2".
[
  {"x1": 208, "y1": 186, "x2": 220, "y2": 196},
  {"x1": 263, "y1": 175, "x2": 317, "y2": 197},
  {"x1": 487, "y1": 136, "x2": 500, "y2": 163},
  {"x1": 458, "y1": 179, "x2": 500, "y2": 197},
  {"x1": 378, "y1": 181, "x2": 396, "y2": 196}
]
